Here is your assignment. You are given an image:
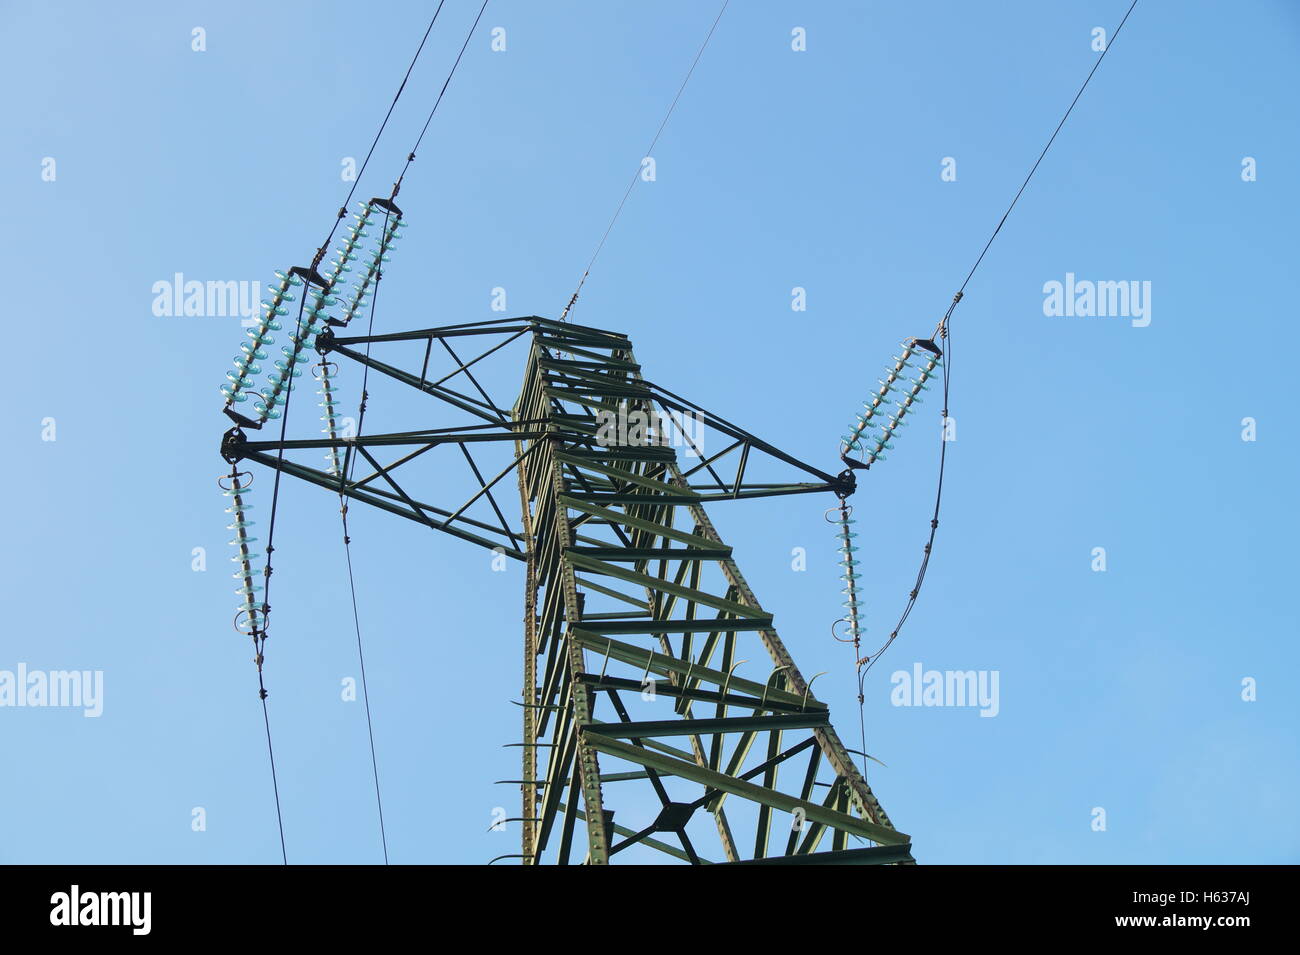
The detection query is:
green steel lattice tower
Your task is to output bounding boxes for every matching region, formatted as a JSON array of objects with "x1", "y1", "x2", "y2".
[{"x1": 224, "y1": 314, "x2": 913, "y2": 865}]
